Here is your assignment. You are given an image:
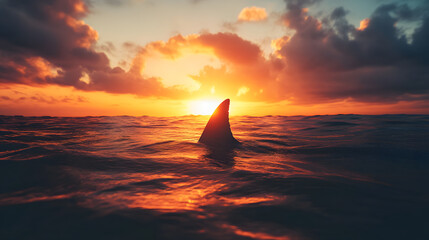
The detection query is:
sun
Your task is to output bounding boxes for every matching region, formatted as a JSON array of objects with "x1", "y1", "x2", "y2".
[{"x1": 188, "y1": 99, "x2": 221, "y2": 115}]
